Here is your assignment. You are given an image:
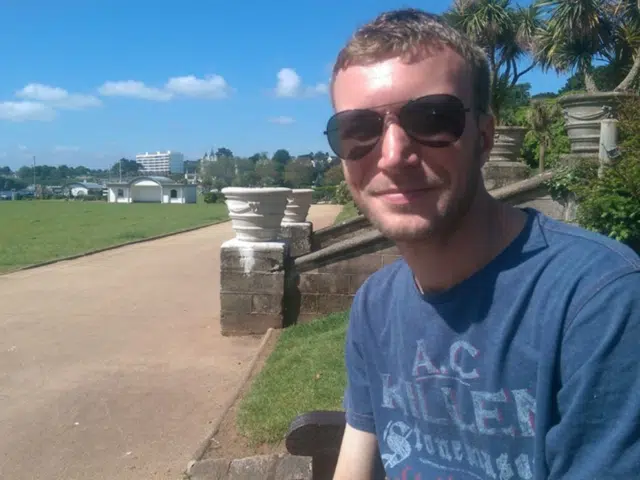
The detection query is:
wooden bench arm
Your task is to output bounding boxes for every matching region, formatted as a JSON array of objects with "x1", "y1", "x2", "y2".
[{"x1": 285, "y1": 410, "x2": 386, "y2": 480}]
